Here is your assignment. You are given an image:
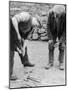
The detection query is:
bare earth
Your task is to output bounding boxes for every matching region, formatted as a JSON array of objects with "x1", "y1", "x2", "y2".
[{"x1": 10, "y1": 41, "x2": 65, "y2": 88}]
